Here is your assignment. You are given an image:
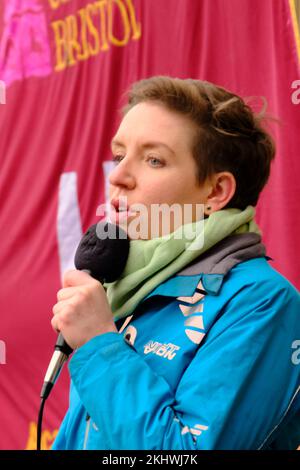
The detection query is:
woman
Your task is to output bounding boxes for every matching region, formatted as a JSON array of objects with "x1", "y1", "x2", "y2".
[{"x1": 51, "y1": 76, "x2": 300, "y2": 450}]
